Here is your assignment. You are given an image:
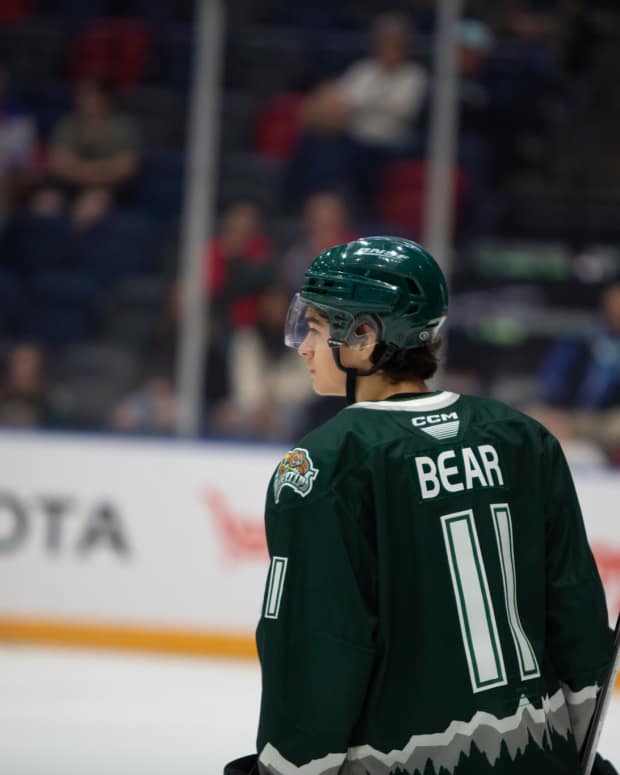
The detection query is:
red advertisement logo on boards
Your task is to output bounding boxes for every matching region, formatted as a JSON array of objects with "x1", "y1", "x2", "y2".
[{"x1": 204, "y1": 488, "x2": 267, "y2": 561}]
